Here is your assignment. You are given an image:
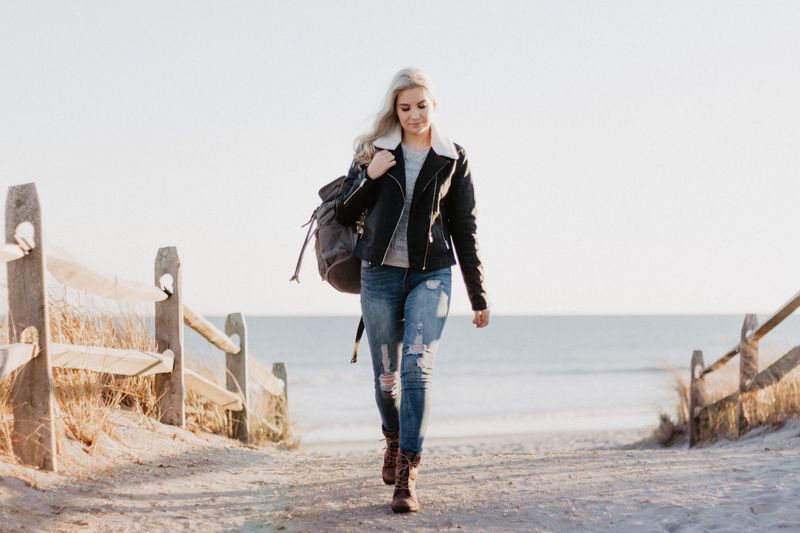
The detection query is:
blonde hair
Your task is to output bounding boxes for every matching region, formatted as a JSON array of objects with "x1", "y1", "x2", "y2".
[{"x1": 353, "y1": 67, "x2": 438, "y2": 167}]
